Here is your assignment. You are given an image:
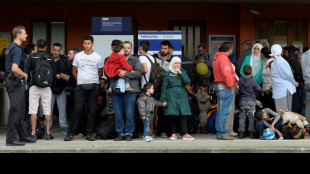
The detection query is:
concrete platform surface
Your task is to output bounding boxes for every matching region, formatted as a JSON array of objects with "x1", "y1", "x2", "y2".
[{"x1": 1, "y1": 126, "x2": 310, "y2": 153}]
